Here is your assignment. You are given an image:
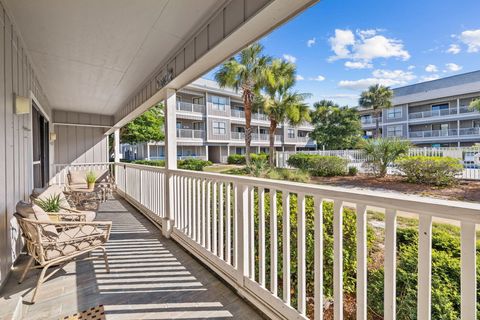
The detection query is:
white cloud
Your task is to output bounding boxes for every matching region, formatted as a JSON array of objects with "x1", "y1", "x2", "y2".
[
  {"x1": 446, "y1": 44, "x2": 461, "y2": 54},
  {"x1": 459, "y1": 29, "x2": 480, "y2": 52},
  {"x1": 421, "y1": 74, "x2": 440, "y2": 82},
  {"x1": 307, "y1": 37, "x2": 316, "y2": 47},
  {"x1": 328, "y1": 29, "x2": 355, "y2": 60},
  {"x1": 407, "y1": 65, "x2": 415, "y2": 70},
  {"x1": 310, "y1": 75, "x2": 326, "y2": 81},
  {"x1": 338, "y1": 69, "x2": 415, "y2": 90},
  {"x1": 328, "y1": 28, "x2": 410, "y2": 66},
  {"x1": 445, "y1": 63, "x2": 462, "y2": 72},
  {"x1": 353, "y1": 35, "x2": 410, "y2": 61},
  {"x1": 283, "y1": 54, "x2": 297, "y2": 63},
  {"x1": 296, "y1": 74, "x2": 304, "y2": 81},
  {"x1": 344, "y1": 61, "x2": 372, "y2": 69},
  {"x1": 425, "y1": 64, "x2": 438, "y2": 73}
]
